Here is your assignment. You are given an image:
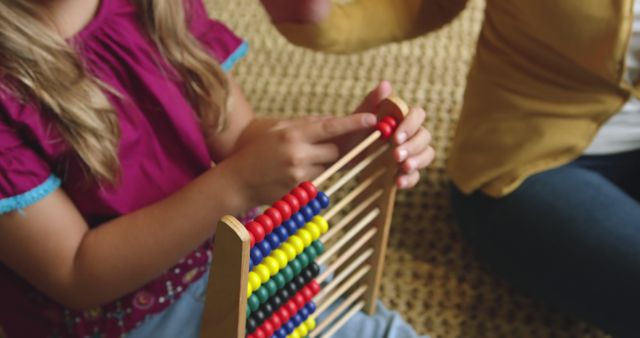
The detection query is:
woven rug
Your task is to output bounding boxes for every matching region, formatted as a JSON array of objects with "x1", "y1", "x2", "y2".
[{"x1": 205, "y1": 1, "x2": 609, "y2": 337}]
